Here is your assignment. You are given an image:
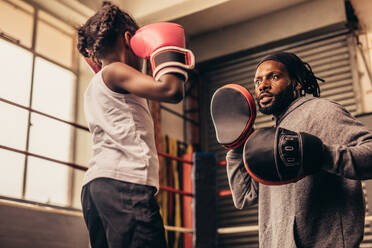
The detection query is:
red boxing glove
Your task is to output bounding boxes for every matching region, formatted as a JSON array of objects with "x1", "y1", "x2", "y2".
[{"x1": 130, "y1": 22, "x2": 195, "y2": 81}]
